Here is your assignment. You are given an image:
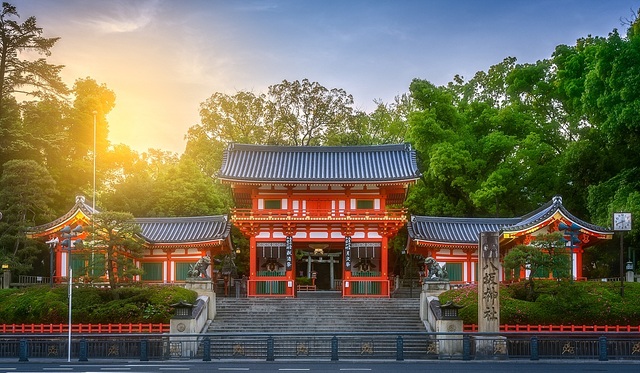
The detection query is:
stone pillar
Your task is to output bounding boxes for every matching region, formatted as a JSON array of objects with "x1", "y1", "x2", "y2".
[
  {"x1": 476, "y1": 231, "x2": 506, "y2": 358},
  {"x1": 2, "y1": 267, "x2": 10, "y2": 289},
  {"x1": 184, "y1": 280, "x2": 216, "y2": 320},
  {"x1": 478, "y1": 231, "x2": 500, "y2": 332}
]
